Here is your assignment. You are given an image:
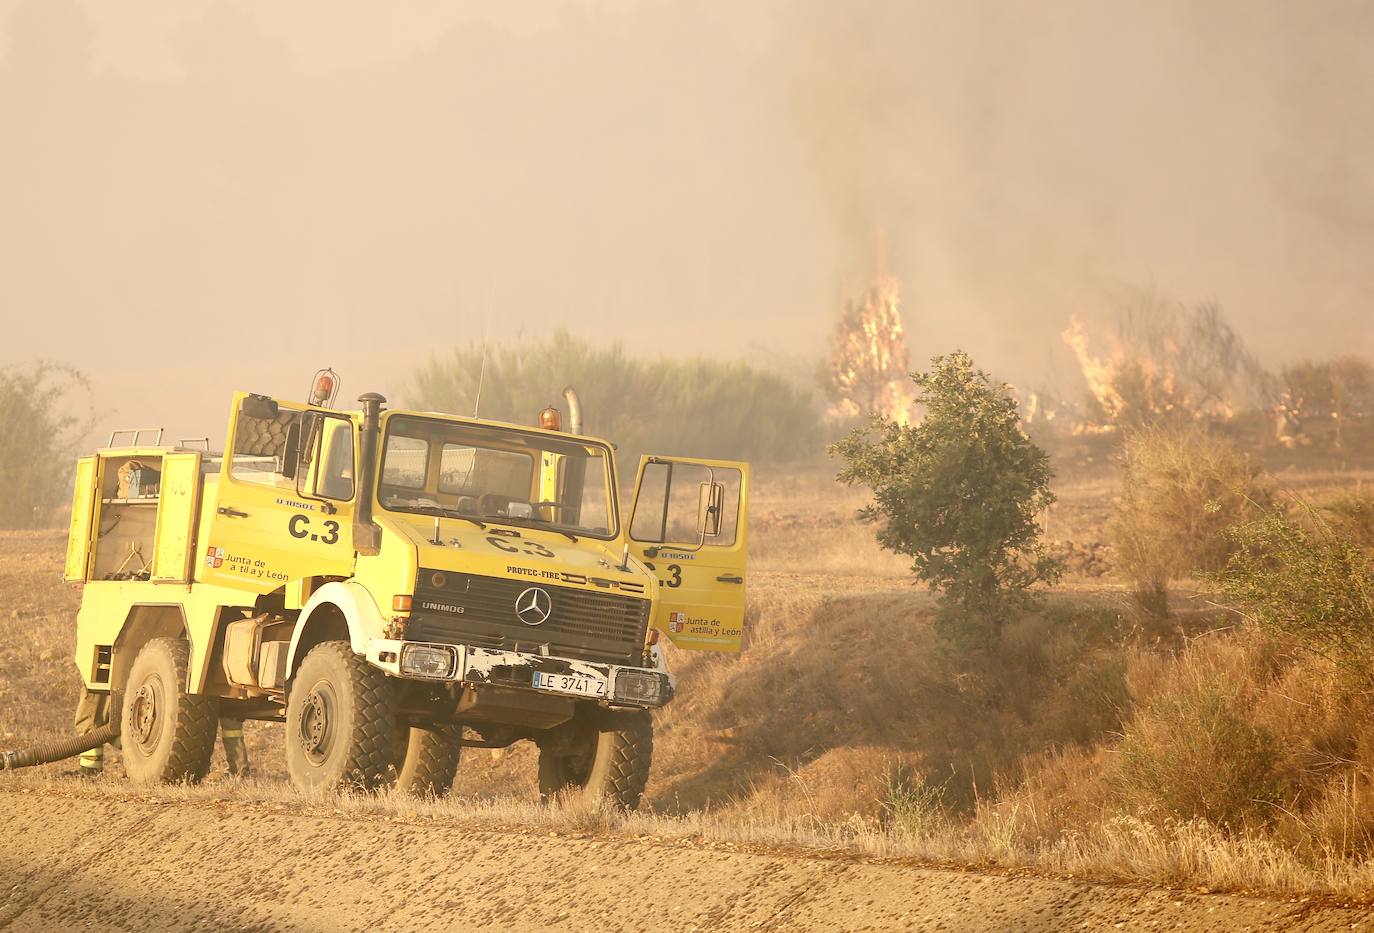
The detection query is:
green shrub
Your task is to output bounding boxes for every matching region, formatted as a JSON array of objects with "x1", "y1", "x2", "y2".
[
  {"x1": 0, "y1": 364, "x2": 90, "y2": 529},
  {"x1": 1116, "y1": 669, "x2": 1290, "y2": 827},
  {"x1": 831, "y1": 351, "x2": 1060, "y2": 648},
  {"x1": 1110, "y1": 425, "x2": 1273, "y2": 614},
  {"x1": 1212, "y1": 511, "x2": 1374, "y2": 681},
  {"x1": 411, "y1": 332, "x2": 822, "y2": 468}
]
